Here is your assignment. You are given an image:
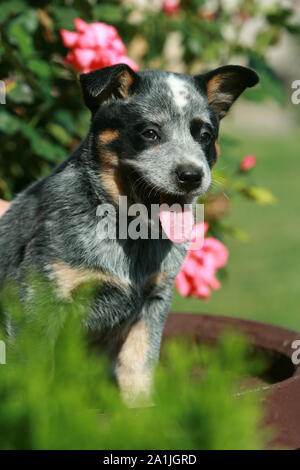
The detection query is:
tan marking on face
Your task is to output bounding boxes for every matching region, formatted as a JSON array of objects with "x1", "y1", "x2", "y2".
[
  {"x1": 99, "y1": 129, "x2": 119, "y2": 146},
  {"x1": 98, "y1": 129, "x2": 122, "y2": 204},
  {"x1": 99, "y1": 148, "x2": 124, "y2": 204},
  {"x1": 115, "y1": 318, "x2": 152, "y2": 406},
  {"x1": 214, "y1": 140, "x2": 220, "y2": 162},
  {"x1": 51, "y1": 261, "x2": 129, "y2": 299}
]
